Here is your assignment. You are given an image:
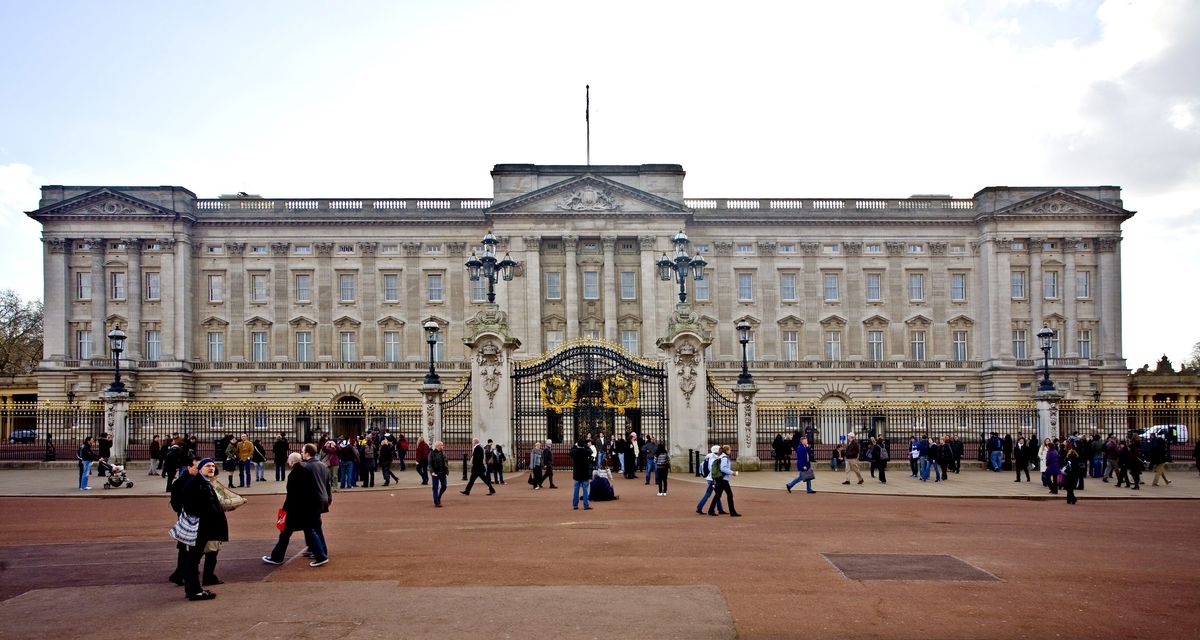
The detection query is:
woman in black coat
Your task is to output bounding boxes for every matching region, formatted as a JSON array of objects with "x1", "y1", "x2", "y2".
[{"x1": 181, "y1": 458, "x2": 229, "y2": 601}]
